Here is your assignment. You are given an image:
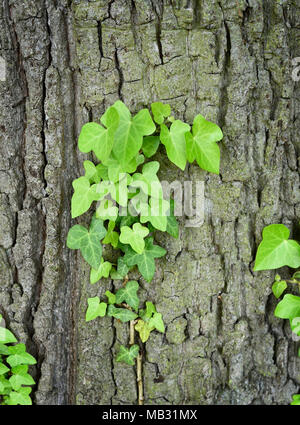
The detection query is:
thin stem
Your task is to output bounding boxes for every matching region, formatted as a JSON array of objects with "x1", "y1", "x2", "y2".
[
  {"x1": 137, "y1": 353, "x2": 144, "y2": 405},
  {"x1": 129, "y1": 319, "x2": 135, "y2": 346}
]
